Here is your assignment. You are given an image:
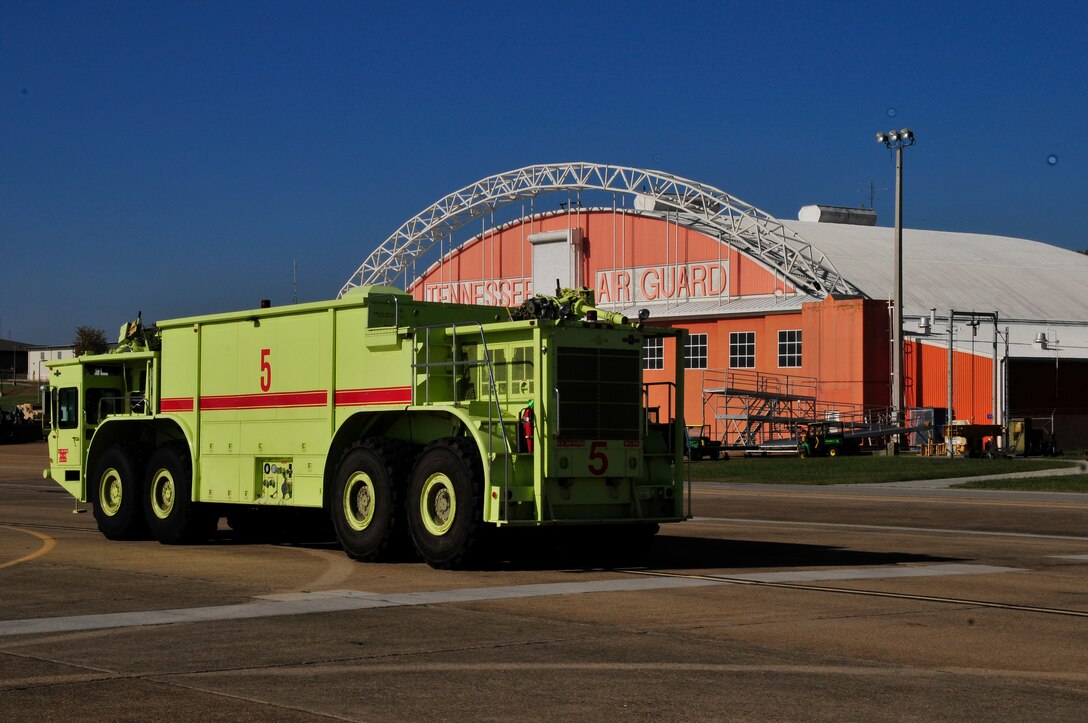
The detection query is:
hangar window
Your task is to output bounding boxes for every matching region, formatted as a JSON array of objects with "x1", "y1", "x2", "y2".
[
  {"x1": 778, "y1": 330, "x2": 802, "y2": 368},
  {"x1": 643, "y1": 336, "x2": 664, "y2": 370},
  {"x1": 729, "y1": 332, "x2": 755, "y2": 369},
  {"x1": 684, "y1": 333, "x2": 708, "y2": 369}
]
